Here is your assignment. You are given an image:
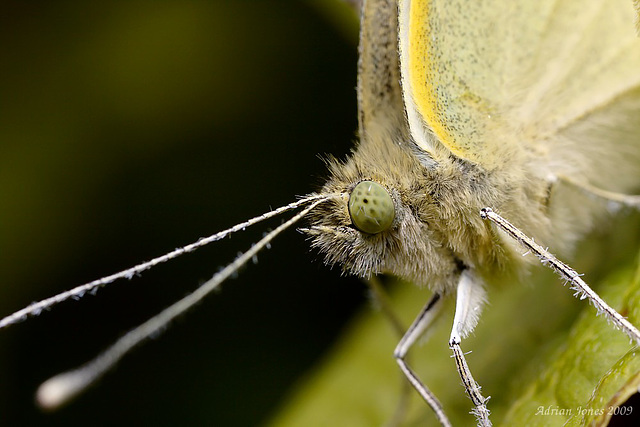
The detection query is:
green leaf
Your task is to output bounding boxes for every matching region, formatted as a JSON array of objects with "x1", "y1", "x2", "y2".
[
  {"x1": 503, "y1": 263, "x2": 640, "y2": 426},
  {"x1": 267, "y1": 248, "x2": 640, "y2": 426}
]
